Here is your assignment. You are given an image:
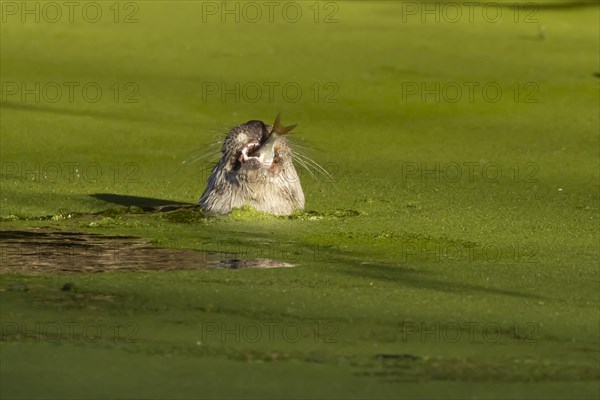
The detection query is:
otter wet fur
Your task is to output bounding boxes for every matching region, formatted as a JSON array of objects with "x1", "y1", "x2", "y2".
[{"x1": 199, "y1": 114, "x2": 305, "y2": 215}]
